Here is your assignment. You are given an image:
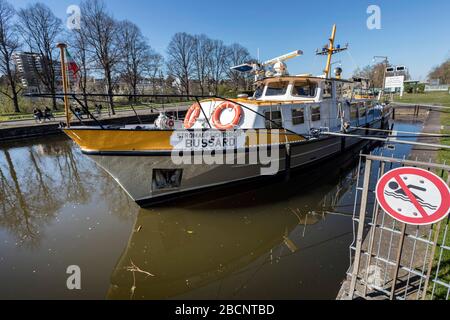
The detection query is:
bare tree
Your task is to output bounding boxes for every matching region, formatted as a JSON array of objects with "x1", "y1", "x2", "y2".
[
  {"x1": 353, "y1": 63, "x2": 386, "y2": 88},
  {"x1": 144, "y1": 51, "x2": 164, "y2": 94},
  {"x1": 225, "y1": 43, "x2": 251, "y2": 92},
  {"x1": 117, "y1": 20, "x2": 150, "y2": 102},
  {"x1": 428, "y1": 59, "x2": 450, "y2": 84},
  {"x1": 80, "y1": 0, "x2": 120, "y2": 115},
  {"x1": 71, "y1": 28, "x2": 92, "y2": 110},
  {"x1": 0, "y1": 0, "x2": 20, "y2": 113},
  {"x1": 16, "y1": 3, "x2": 62, "y2": 110},
  {"x1": 166, "y1": 32, "x2": 196, "y2": 95},
  {"x1": 208, "y1": 39, "x2": 228, "y2": 95},
  {"x1": 193, "y1": 34, "x2": 213, "y2": 95}
]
